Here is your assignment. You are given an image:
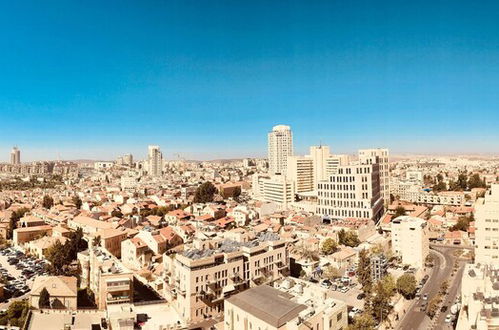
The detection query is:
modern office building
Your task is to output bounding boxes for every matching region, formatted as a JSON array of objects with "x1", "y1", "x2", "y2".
[
  {"x1": 391, "y1": 216, "x2": 429, "y2": 269},
  {"x1": 316, "y1": 160, "x2": 384, "y2": 221},
  {"x1": 358, "y1": 148, "x2": 390, "y2": 205},
  {"x1": 10, "y1": 147, "x2": 20, "y2": 165},
  {"x1": 252, "y1": 174, "x2": 296, "y2": 208},
  {"x1": 268, "y1": 125, "x2": 293, "y2": 175},
  {"x1": 475, "y1": 184, "x2": 499, "y2": 265},
  {"x1": 147, "y1": 145, "x2": 163, "y2": 177},
  {"x1": 309, "y1": 145, "x2": 331, "y2": 186}
]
